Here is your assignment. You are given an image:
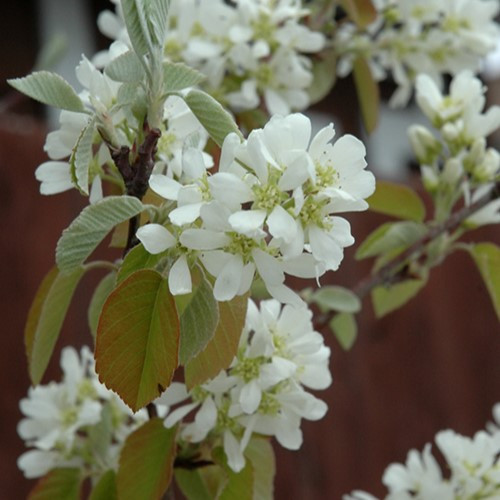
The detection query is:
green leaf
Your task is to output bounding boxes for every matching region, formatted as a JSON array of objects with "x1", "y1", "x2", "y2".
[
  {"x1": 28, "y1": 468, "x2": 82, "y2": 500},
  {"x1": 329, "y1": 313, "x2": 358, "y2": 350},
  {"x1": 367, "y1": 180, "x2": 426, "y2": 222},
  {"x1": 117, "y1": 419, "x2": 177, "y2": 500},
  {"x1": 184, "y1": 89, "x2": 243, "y2": 147},
  {"x1": 469, "y1": 243, "x2": 500, "y2": 321},
  {"x1": 175, "y1": 469, "x2": 212, "y2": 500},
  {"x1": 372, "y1": 279, "x2": 427, "y2": 318},
  {"x1": 352, "y1": 57, "x2": 379, "y2": 133},
  {"x1": 70, "y1": 117, "x2": 96, "y2": 195},
  {"x1": 163, "y1": 61, "x2": 205, "y2": 93},
  {"x1": 218, "y1": 459, "x2": 253, "y2": 500},
  {"x1": 245, "y1": 438, "x2": 275, "y2": 500},
  {"x1": 185, "y1": 294, "x2": 248, "y2": 389},
  {"x1": 121, "y1": 0, "x2": 152, "y2": 58},
  {"x1": 56, "y1": 196, "x2": 144, "y2": 273},
  {"x1": 117, "y1": 244, "x2": 163, "y2": 284},
  {"x1": 89, "y1": 471, "x2": 117, "y2": 500},
  {"x1": 8, "y1": 71, "x2": 85, "y2": 112},
  {"x1": 88, "y1": 403, "x2": 113, "y2": 463},
  {"x1": 339, "y1": 0, "x2": 377, "y2": 28},
  {"x1": 308, "y1": 49, "x2": 337, "y2": 105},
  {"x1": 312, "y1": 286, "x2": 361, "y2": 313},
  {"x1": 147, "y1": 0, "x2": 172, "y2": 47},
  {"x1": 356, "y1": 221, "x2": 427, "y2": 260},
  {"x1": 105, "y1": 50, "x2": 145, "y2": 83},
  {"x1": 25, "y1": 266, "x2": 85, "y2": 384},
  {"x1": 96, "y1": 269, "x2": 179, "y2": 411},
  {"x1": 178, "y1": 270, "x2": 219, "y2": 365},
  {"x1": 88, "y1": 272, "x2": 117, "y2": 339}
]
